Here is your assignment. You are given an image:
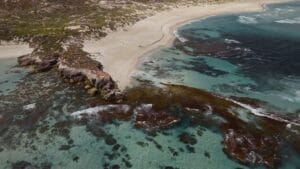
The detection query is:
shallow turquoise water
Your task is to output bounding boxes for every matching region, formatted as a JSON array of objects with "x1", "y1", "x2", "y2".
[{"x1": 0, "y1": 58, "x2": 27, "y2": 95}]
